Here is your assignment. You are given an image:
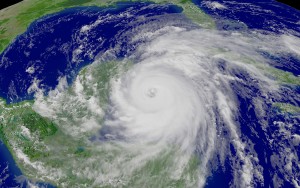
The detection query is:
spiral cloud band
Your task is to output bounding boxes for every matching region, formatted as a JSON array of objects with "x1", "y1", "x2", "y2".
[
  {"x1": 1, "y1": 2, "x2": 299, "y2": 187},
  {"x1": 99, "y1": 28, "x2": 278, "y2": 187},
  {"x1": 30, "y1": 21, "x2": 300, "y2": 187}
]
